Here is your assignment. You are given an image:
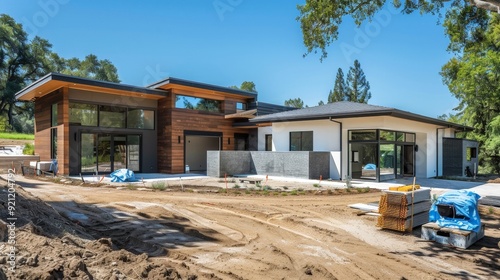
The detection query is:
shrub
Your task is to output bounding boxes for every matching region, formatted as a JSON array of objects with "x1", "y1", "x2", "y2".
[
  {"x1": 23, "y1": 143, "x2": 35, "y2": 155},
  {"x1": 313, "y1": 183, "x2": 321, "y2": 188},
  {"x1": 233, "y1": 184, "x2": 241, "y2": 189},
  {"x1": 297, "y1": 188, "x2": 304, "y2": 192},
  {"x1": 151, "y1": 181, "x2": 167, "y2": 191},
  {"x1": 290, "y1": 190, "x2": 298, "y2": 196},
  {"x1": 126, "y1": 184, "x2": 137, "y2": 190}
]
